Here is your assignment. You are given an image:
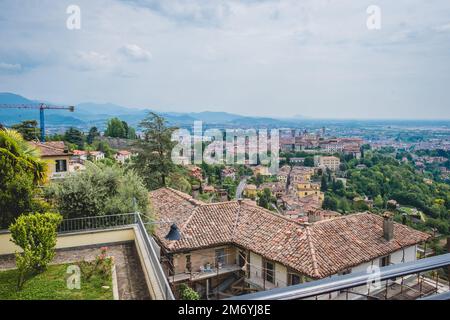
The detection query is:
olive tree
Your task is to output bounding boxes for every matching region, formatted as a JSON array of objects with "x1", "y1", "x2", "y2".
[{"x1": 45, "y1": 162, "x2": 148, "y2": 218}]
